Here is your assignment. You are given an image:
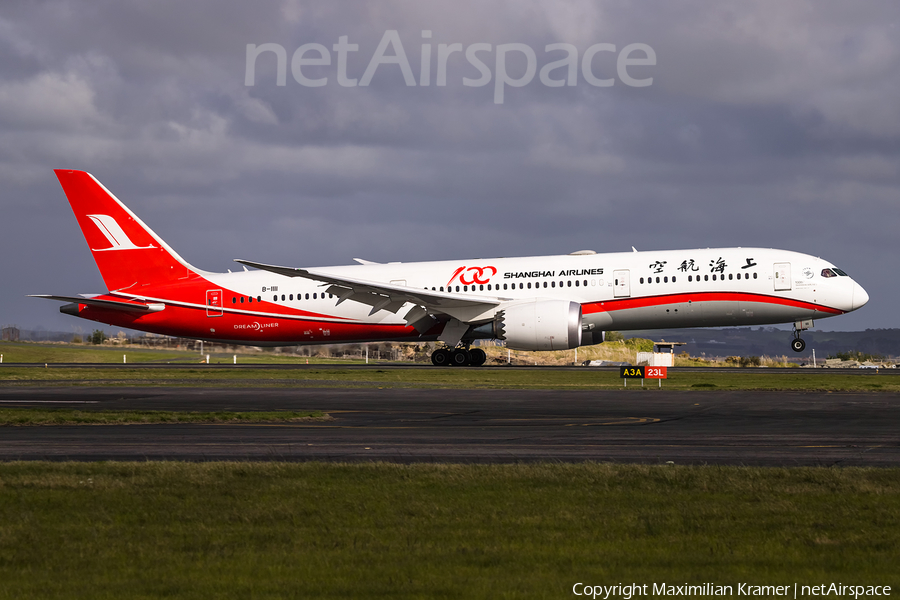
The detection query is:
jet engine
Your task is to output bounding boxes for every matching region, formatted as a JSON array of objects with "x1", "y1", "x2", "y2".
[{"x1": 493, "y1": 300, "x2": 582, "y2": 351}]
